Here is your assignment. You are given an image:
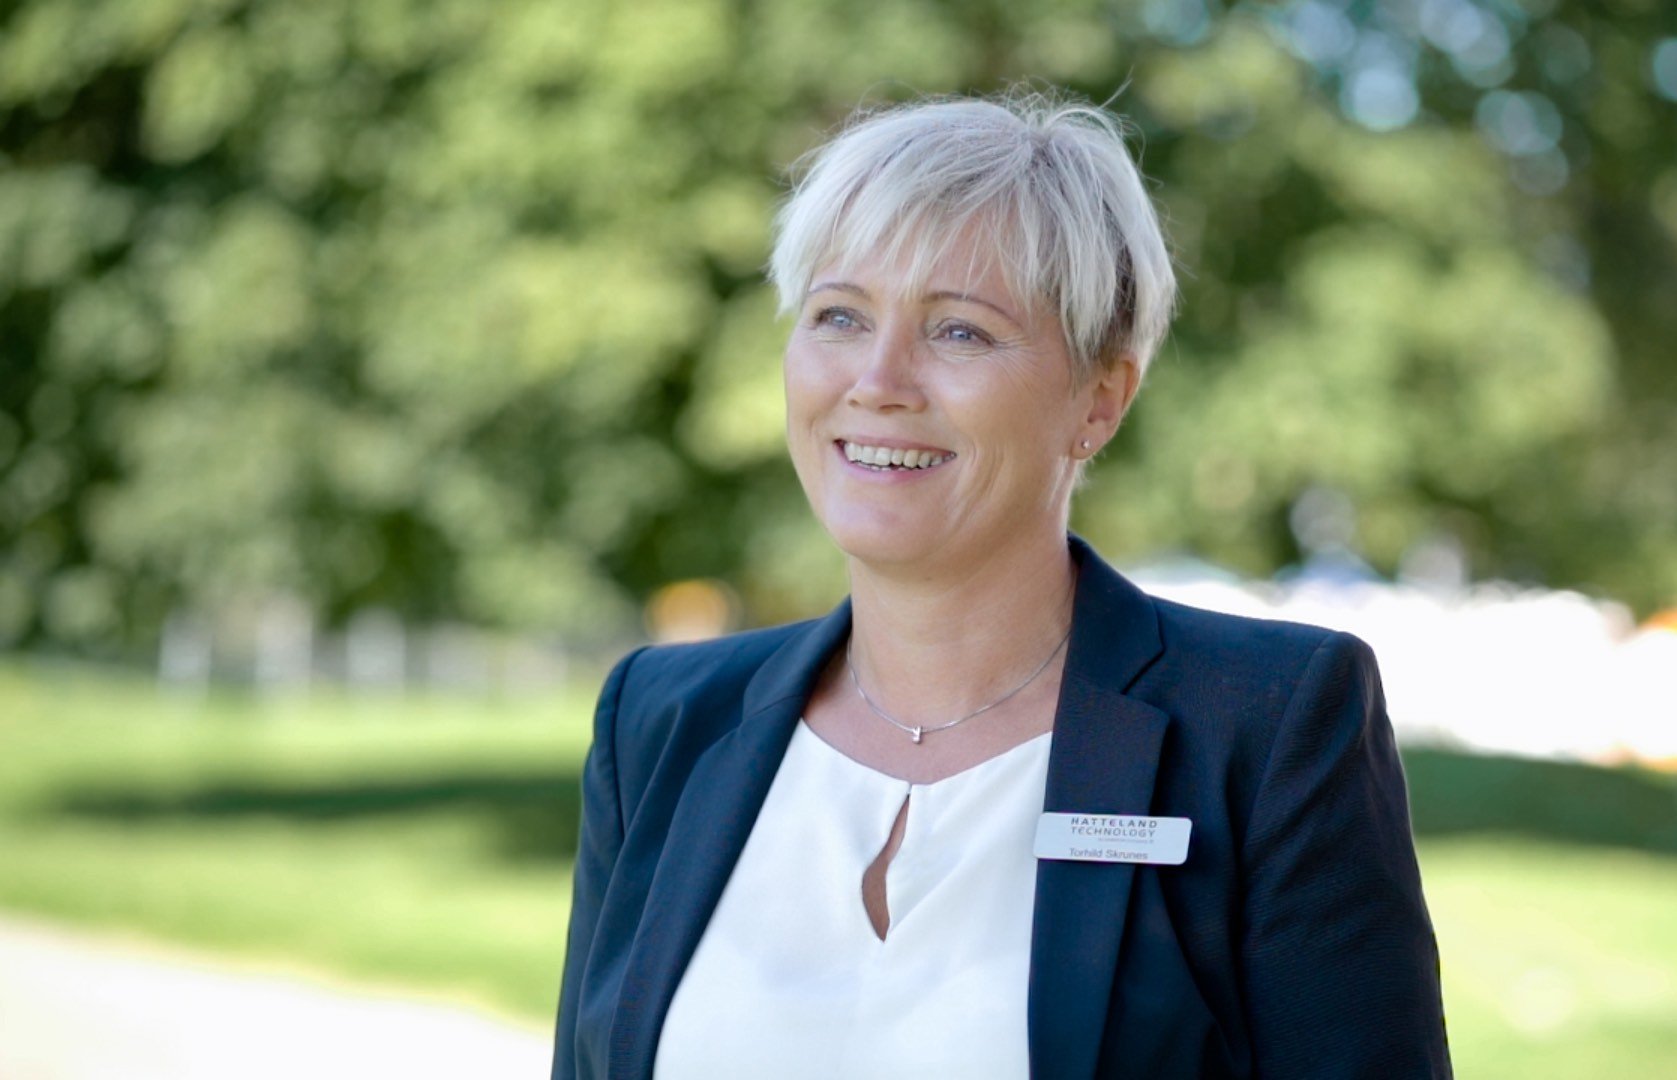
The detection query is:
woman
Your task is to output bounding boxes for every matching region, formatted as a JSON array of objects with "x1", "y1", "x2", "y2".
[{"x1": 552, "y1": 91, "x2": 1450, "y2": 1079}]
